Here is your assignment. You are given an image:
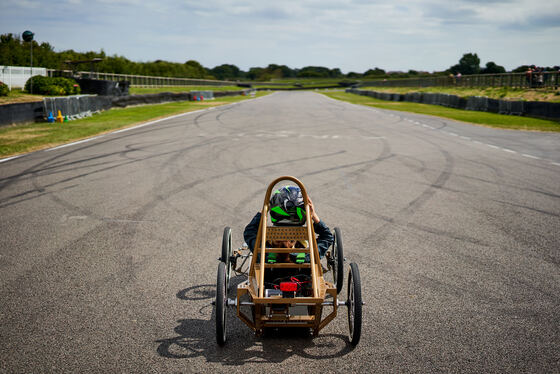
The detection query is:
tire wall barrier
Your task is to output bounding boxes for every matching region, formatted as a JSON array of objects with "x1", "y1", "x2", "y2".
[
  {"x1": 0, "y1": 101, "x2": 44, "y2": 126},
  {"x1": 43, "y1": 96, "x2": 113, "y2": 118},
  {"x1": 75, "y1": 79, "x2": 130, "y2": 96},
  {"x1": 111, "y1": 92, "x2": 192, "y2": 108},
  {"x1": 346, "y1": 89, "x2": 560, "y2": 120},
  {"x1": 0, "y1": 89, "x2": 254, "y2": 127}
]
